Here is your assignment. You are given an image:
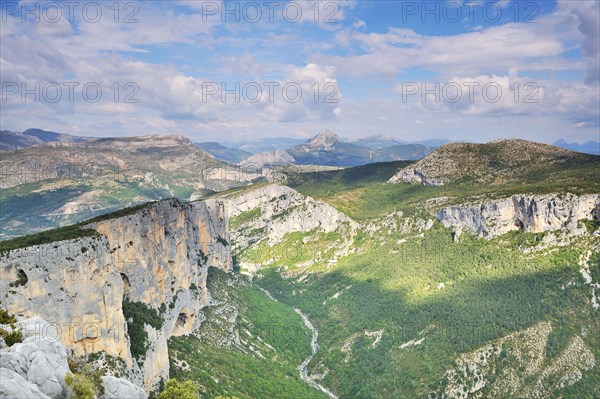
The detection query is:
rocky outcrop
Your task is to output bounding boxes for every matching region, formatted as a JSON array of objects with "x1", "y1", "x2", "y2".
[
  {"x1": 0, "y1": 317, "x2": 70, "y2": 399},
  {"x1": 0, "y1": 198, "x2": 232, "y2": 391},
  {"x1": 0, "y1": 316, "x2": 148, "y2": 399},
  {"x1": 388, "y1": 167, "x2": 445, "y2": 186},
  {"x1": 222, "y1": 184, "x2": 357, "y2": 271},
  {"x1": 222, "y1": 184, "x2": 359, "y2": 273},
  {"x1": 441, "y1": 321, "x2": 595, "y2": 399},
  {"x1": 435, "y1": 193, "x2": 600, "y2": 239},
  {"x1": 102, "y1": 376, "x2": 148, "y2": 399}
]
